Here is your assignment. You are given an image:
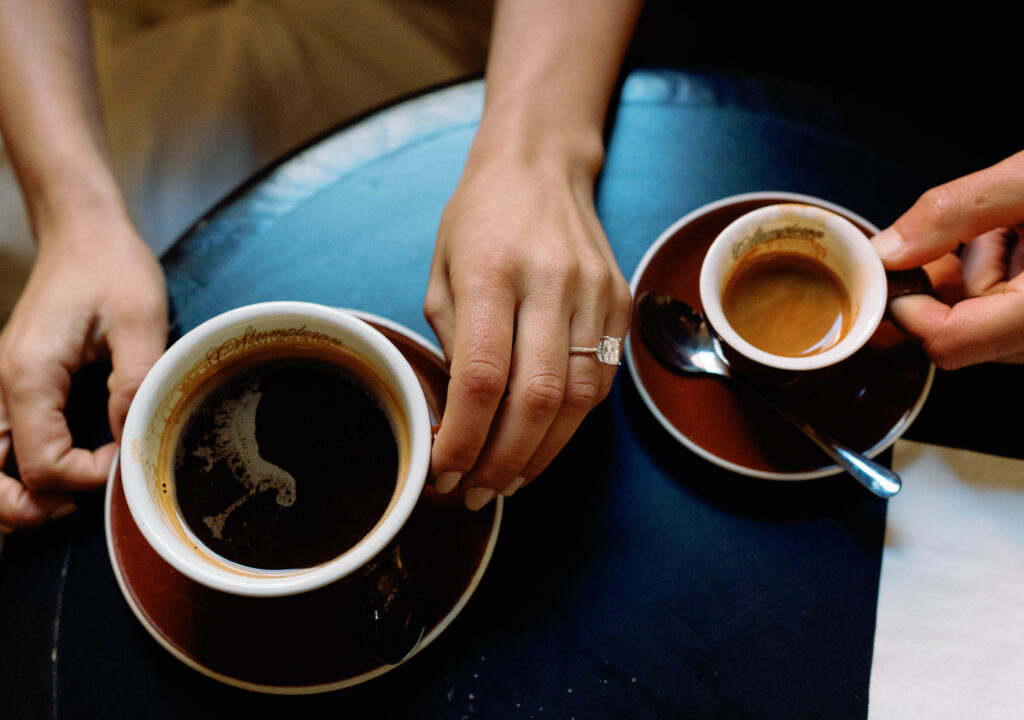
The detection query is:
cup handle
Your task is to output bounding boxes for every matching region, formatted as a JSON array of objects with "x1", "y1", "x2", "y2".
[
  {"x1": 363, "y1": 543, "x2": 426, "y2": 665},
  {"x1": 886, "y1": 268, "x2": 932, "y2": 299}
]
